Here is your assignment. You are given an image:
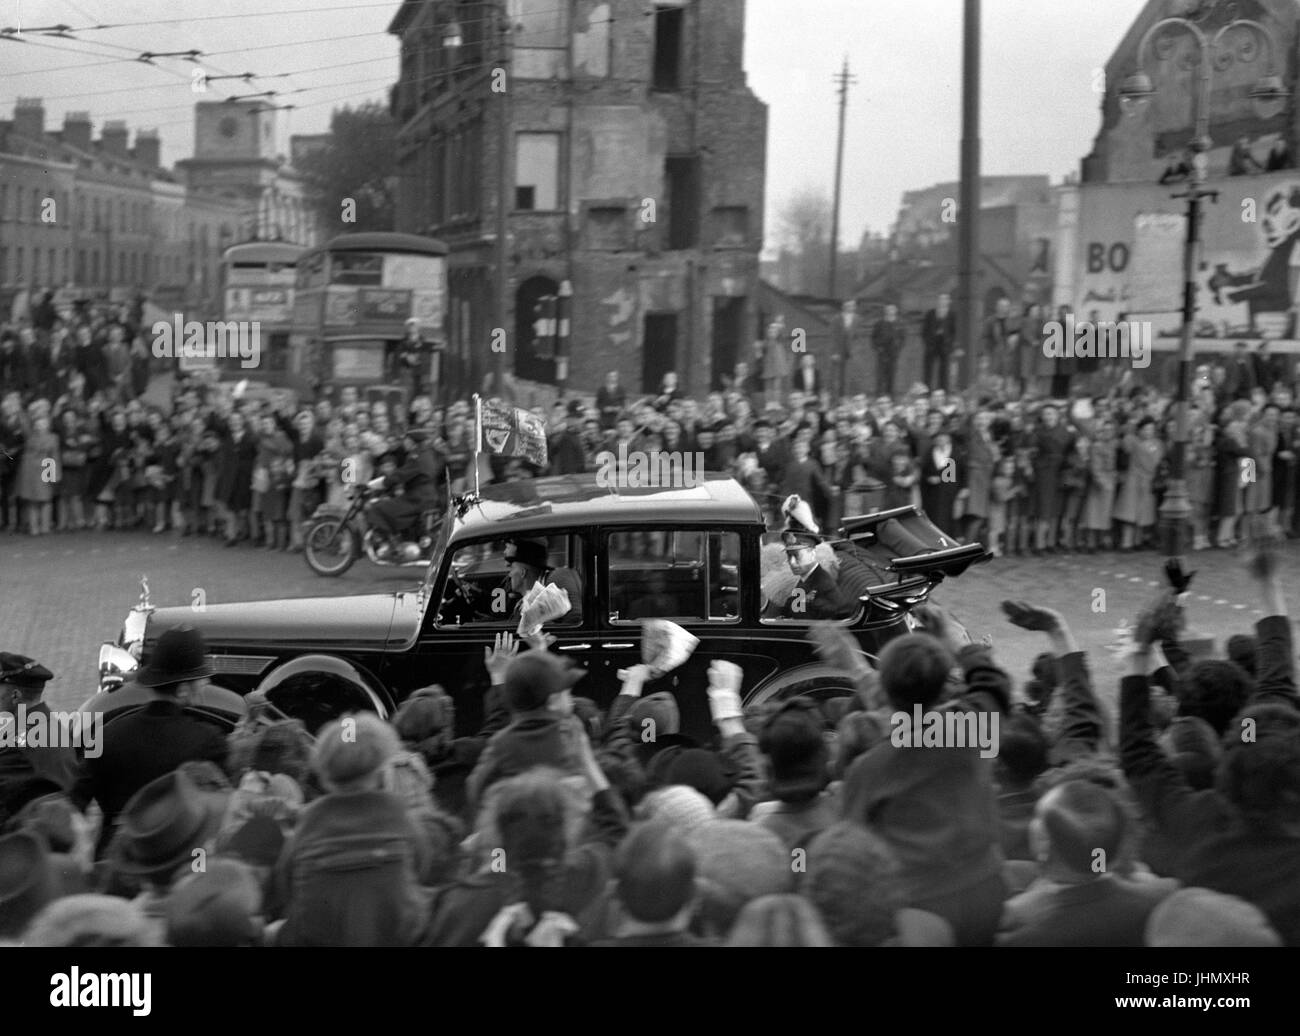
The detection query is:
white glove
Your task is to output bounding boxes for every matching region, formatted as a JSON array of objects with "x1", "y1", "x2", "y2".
[
  {"x1": 616, "y1": 663, "x2": 653, "y2": 697},
  {"x1": 707, "y1": 660, "x2": 744, "y2": 722}
]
